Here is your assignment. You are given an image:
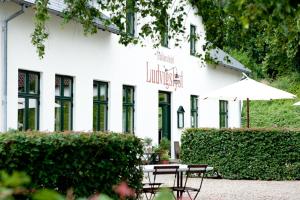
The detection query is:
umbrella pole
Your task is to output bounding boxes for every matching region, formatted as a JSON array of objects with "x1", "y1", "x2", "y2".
[{"x1": 247, "y1": 98, "x2": 250, "y2": 128}]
